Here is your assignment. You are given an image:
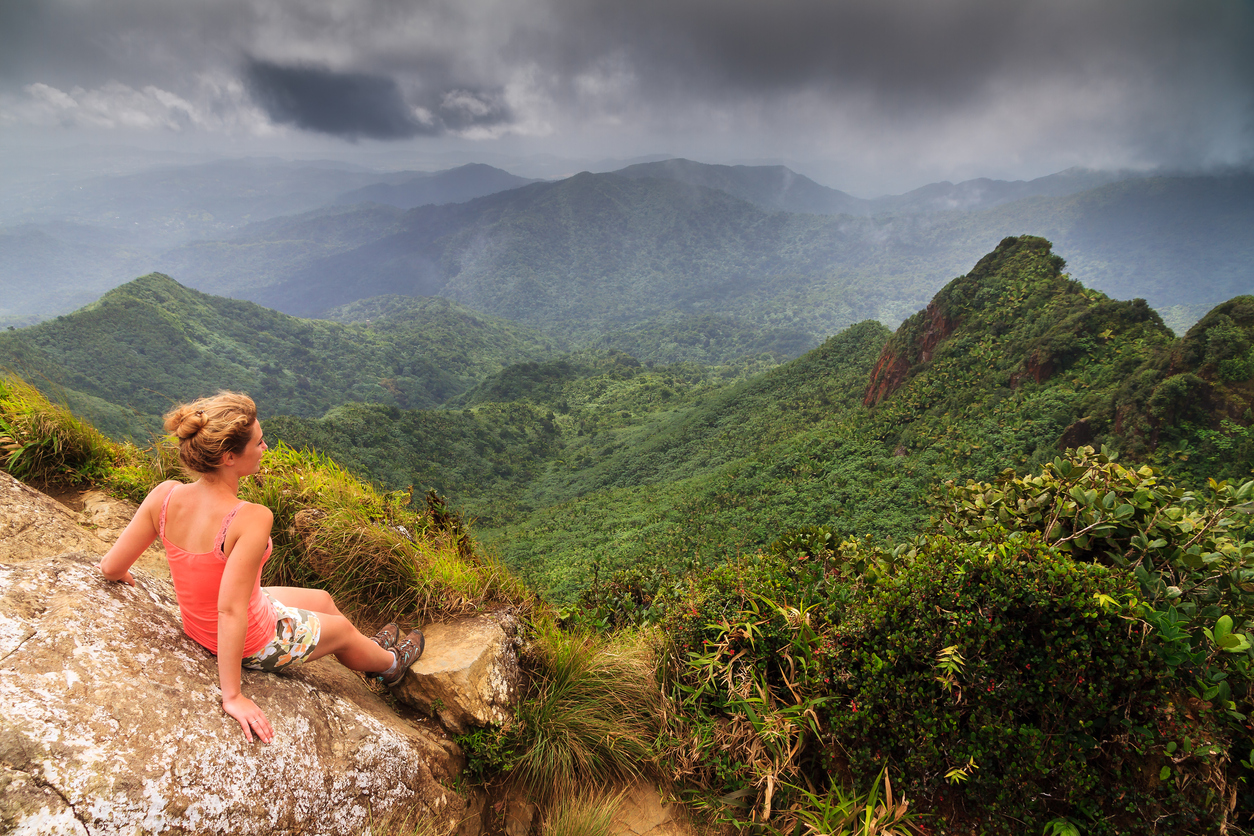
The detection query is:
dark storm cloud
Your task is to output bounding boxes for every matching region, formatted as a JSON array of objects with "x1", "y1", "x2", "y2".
[
  {"x1": 245, "y1": 59, "x2": 434, "y2": 139},
  {"x1": 243, "y1": 59, "x2": 513, "y2": 139},
  {"x1": 536, "y1": 0, "x2": 1252, "y2": 109}
]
